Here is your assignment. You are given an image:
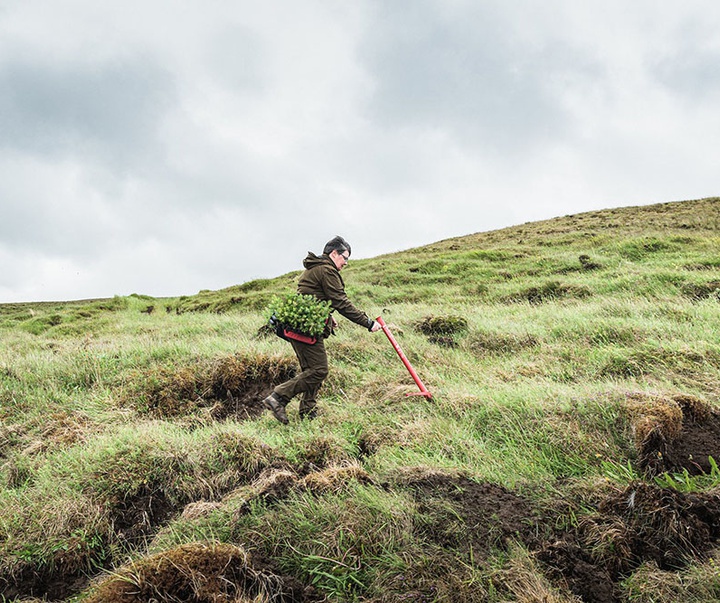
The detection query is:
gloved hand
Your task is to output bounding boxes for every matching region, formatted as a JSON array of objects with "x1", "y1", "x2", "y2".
[{"x1": 368, "y1": 320, "x2": 382, "y2": 332}]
